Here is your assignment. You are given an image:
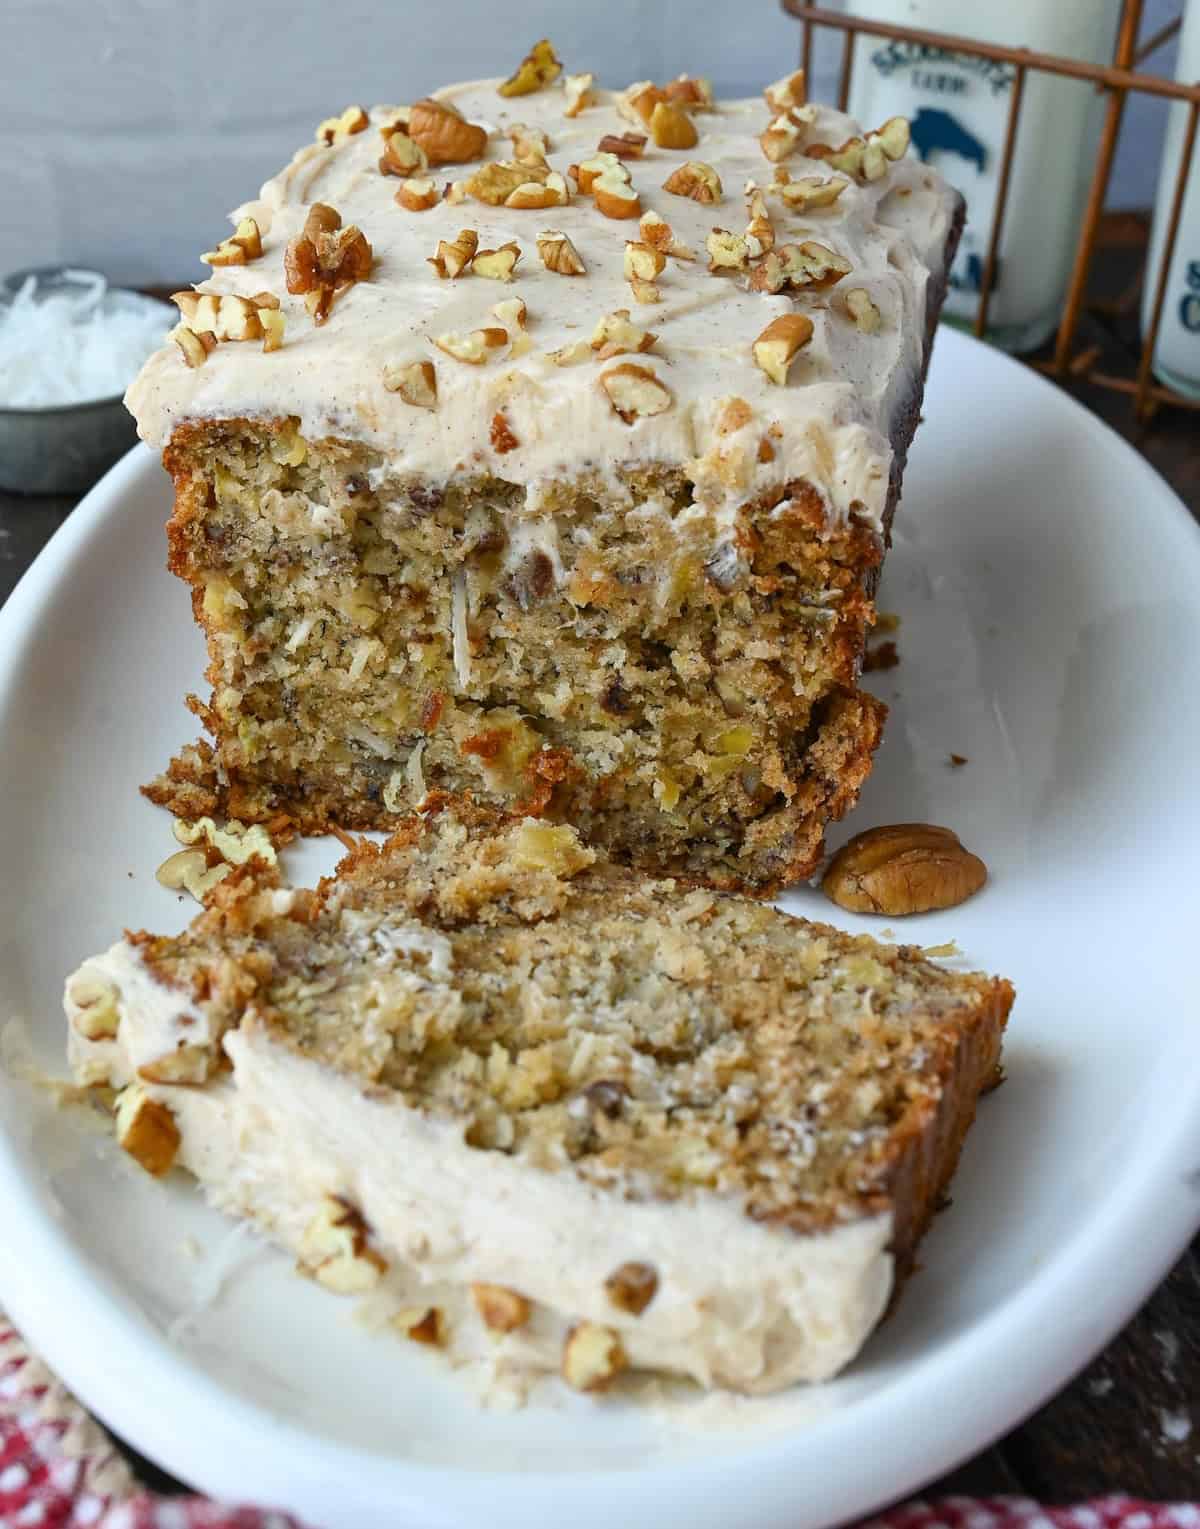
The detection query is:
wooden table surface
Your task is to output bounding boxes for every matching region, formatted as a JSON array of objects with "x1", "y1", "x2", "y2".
[{"x1": 2, "y1": 232, "x2": 1197, "y2": 1506}]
